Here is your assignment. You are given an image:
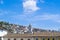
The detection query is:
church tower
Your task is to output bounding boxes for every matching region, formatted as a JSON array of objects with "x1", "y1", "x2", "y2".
[{"x1": 28, "y1": 24, "x2": 33, "y2": 34}]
